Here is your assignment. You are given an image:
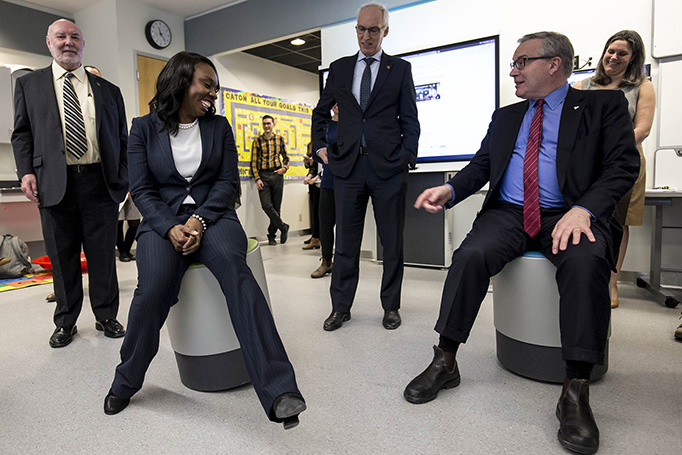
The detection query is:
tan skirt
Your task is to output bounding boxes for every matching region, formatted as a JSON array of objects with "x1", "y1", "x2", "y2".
[{"x1": 616, "y1": 144, "x2": 646, "y2": 226}]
